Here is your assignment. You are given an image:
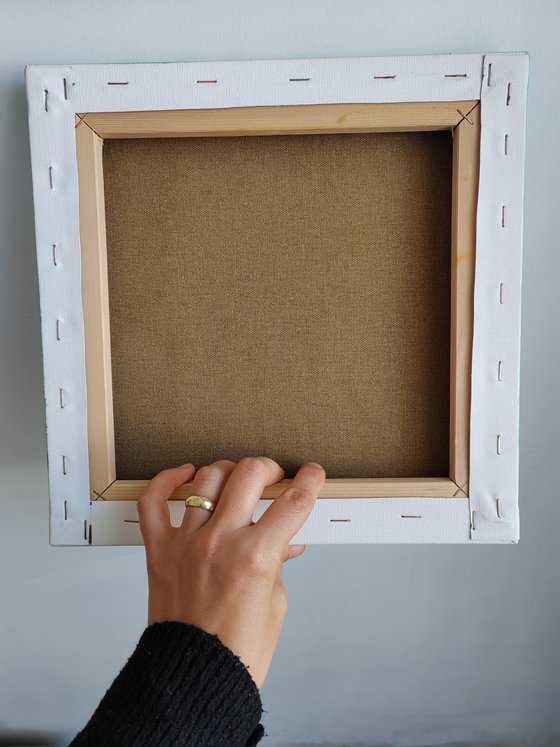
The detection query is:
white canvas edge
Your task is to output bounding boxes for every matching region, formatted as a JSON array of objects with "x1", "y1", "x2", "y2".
[
  {"x1": 24, "y1": 52, "x2": 528, "y2": 546},
  {"x1": 90, "y1": 498, "x2": 471, "y2": 546},
  {"x1": 468, "y1": 54, "x2": 528, "y2": 543}
]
